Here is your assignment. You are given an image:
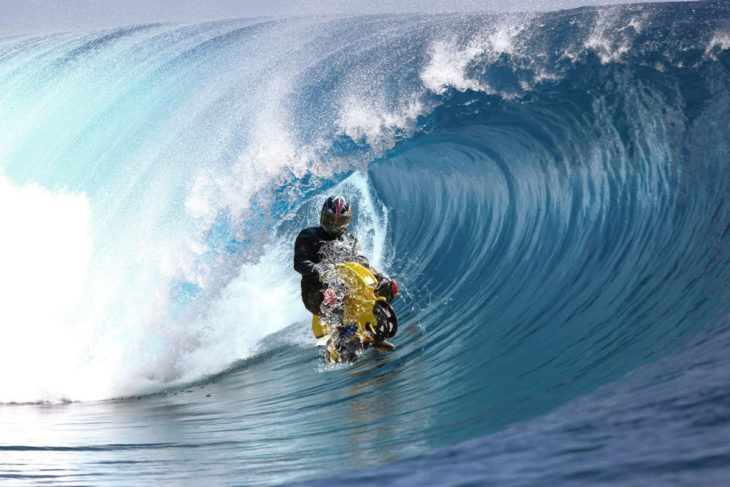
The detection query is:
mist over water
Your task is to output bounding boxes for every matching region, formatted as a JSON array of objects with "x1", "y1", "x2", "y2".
[{"x1": 0, "y1": 1, "x2": 682, "y2": 36}]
